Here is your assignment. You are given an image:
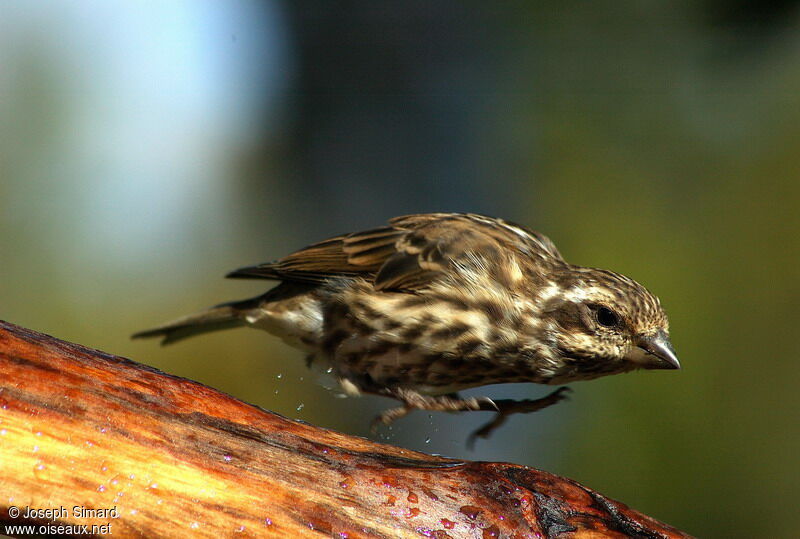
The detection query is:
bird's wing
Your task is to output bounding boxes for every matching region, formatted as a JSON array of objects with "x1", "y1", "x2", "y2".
[{"x1": 227, "y1": 213, "x2": 563, "y2": 292}]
